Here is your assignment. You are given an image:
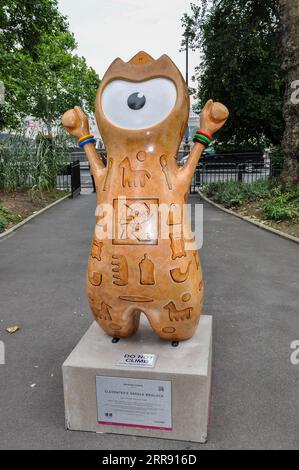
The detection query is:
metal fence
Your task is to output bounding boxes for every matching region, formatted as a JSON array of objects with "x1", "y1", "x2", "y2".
[
  {"x1": 0, "y1": 160, "x2": 81, "y2": 197},
  {"x1": 176, "y1": 150, "x2": 281, "y2": 193},
  {"x1": 189, "y1": 162, "x2": 280, "y2": 193},
  {"x1": 68, "y1": 149, "x2": 280, "y2": 194},
  {"x1": 56, "y1": 160, "x2": 81, "y2": 197},
  {"x1": 69, "y1": 160, "x2": 81, "y2": 197}
]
